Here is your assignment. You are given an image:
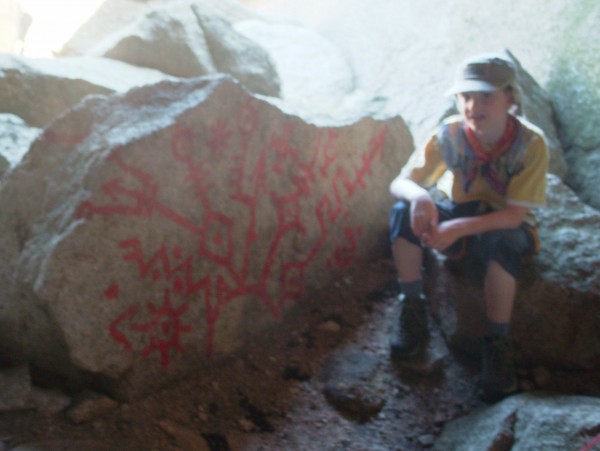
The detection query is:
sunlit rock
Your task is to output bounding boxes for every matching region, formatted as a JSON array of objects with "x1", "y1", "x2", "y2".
[
  {"x1": 88, "y1": 1, "x2": 281, "y2": 96},
  {"x1": 59, "y1": 0, "x2": 267, "y2": 57},
  {"x1": 508, "y1": 51, "x2": 567, "y2": 177},
  {"x1": 235, "y1": 20, "x2": 356, "y2": 120},
  {"x1": 0, "y1": 114, "x2": 40, "y2": 178},
  {"x1": 0, "y1": 0, "x2": 24, "y2": 53}
]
